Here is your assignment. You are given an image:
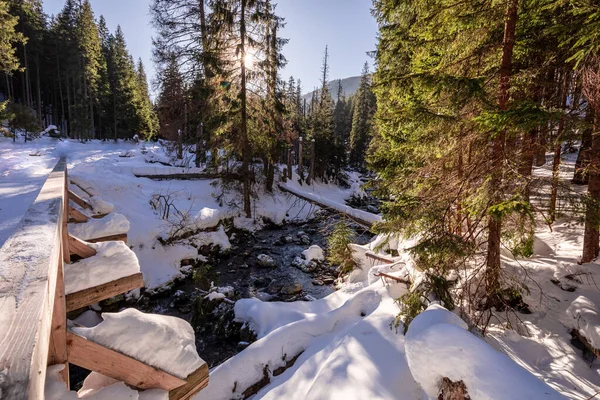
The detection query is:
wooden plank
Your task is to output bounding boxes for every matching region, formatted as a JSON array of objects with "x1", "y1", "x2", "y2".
[
  {"x1": 66, "y1": 273, "x2": 144, "y2": 312},
  {"x1": 68, "y1": 189, "x2": 92, "y2": 210},
  {"x1": 66, "y1": 331, "x2": 187, "y2": 391},
  {"x1": 68, "y1": 234, "x2": 97, "y2": 259},
  {"x1": 68, "y1": 205, "x2": 89, "y2": 223},
  {"x1": 169, "y1": 363, "x2": 209, "y2": 400},
  {"x1": 47, "y1": 241, "x2": 69, "y2": 386},
  {"x1": 0, "y1": 157, "x2": 66, "y2": 400},
  {"x1": 86, "y1": 233, "x2": 127, "y2": 244}
]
